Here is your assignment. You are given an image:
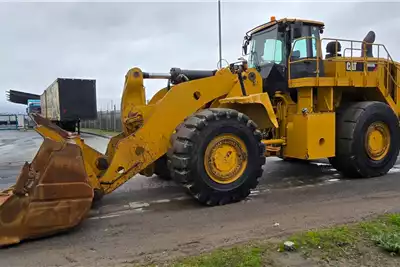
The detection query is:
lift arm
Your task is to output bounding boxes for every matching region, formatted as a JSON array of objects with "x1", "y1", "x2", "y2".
[{"x1": 97, "y1": 67, "x2": 265, "y2": 194}]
